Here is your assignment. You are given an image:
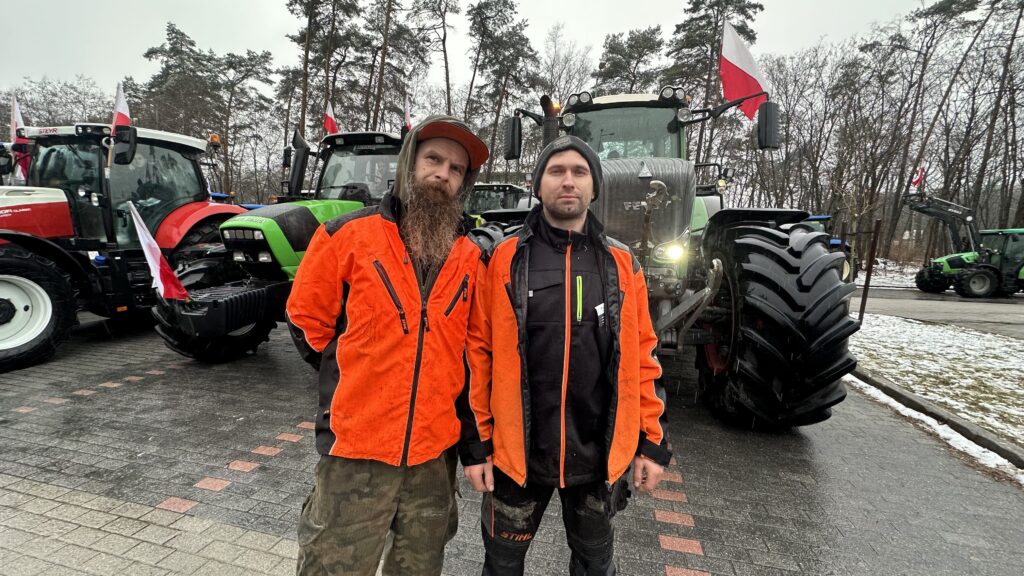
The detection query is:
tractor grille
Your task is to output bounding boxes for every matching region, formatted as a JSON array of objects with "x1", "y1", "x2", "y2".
[{"x1": 592, "y1": 158, "x2": 696, "y2": 246}]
